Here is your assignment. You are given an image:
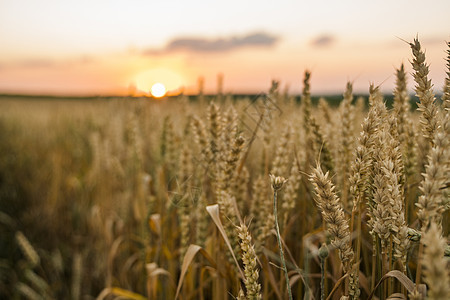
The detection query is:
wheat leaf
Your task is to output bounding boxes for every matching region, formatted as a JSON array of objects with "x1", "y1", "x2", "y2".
[
  {"x1": 367, "y1": 270, "x2": 415, "y2": 300},
  {"x1": 96, "y1": 287, "x2": 146, "y2": 300},
  {"x1": 175, "y1": 244, "x2": 217, "y2": 300},
  {"x1": 206, "y1": 204, "x2": 244, "y2": 278}
]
